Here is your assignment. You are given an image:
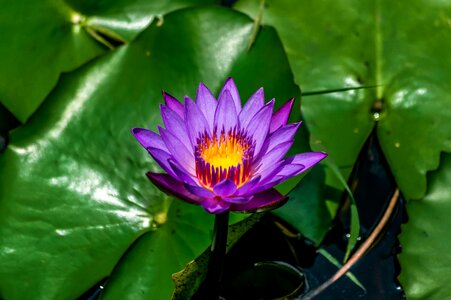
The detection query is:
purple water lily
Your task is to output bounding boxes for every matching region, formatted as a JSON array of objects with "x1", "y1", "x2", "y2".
[{"x1": 132, "y1": 78, "x2": 327, "y2": 214}]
